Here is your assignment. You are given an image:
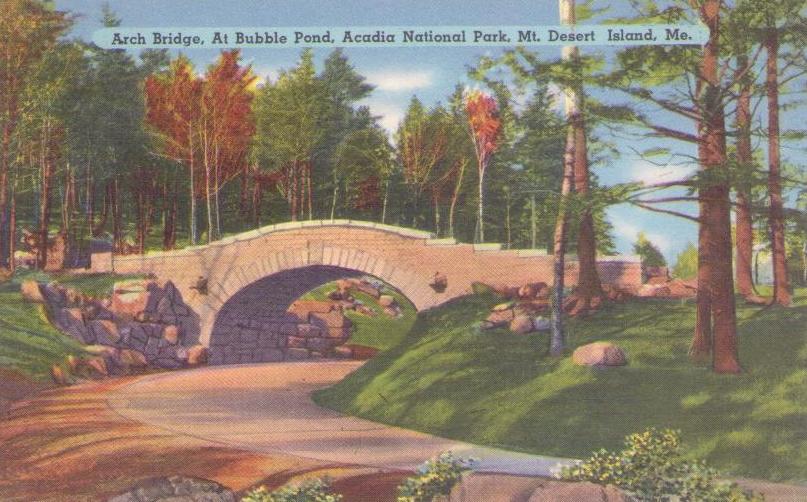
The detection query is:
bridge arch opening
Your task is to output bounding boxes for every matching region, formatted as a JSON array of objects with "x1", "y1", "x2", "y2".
[{"x1": 209, "y1": 265, "x2": 416, "y2": 365}]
